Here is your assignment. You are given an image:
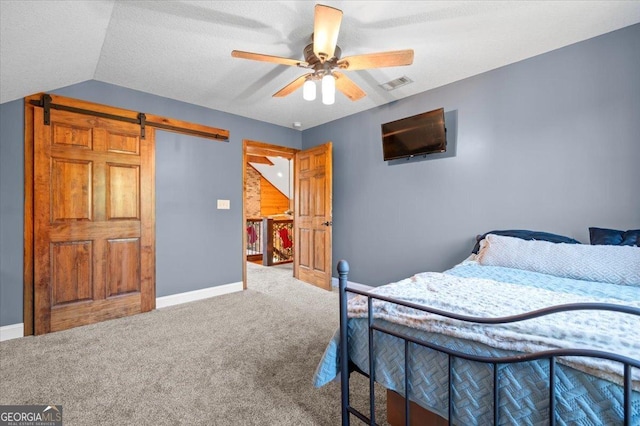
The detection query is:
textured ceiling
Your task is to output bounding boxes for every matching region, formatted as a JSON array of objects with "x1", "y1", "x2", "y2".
[{"x1": 1, "y1": 1, "x2": 639, "y2": 130}]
